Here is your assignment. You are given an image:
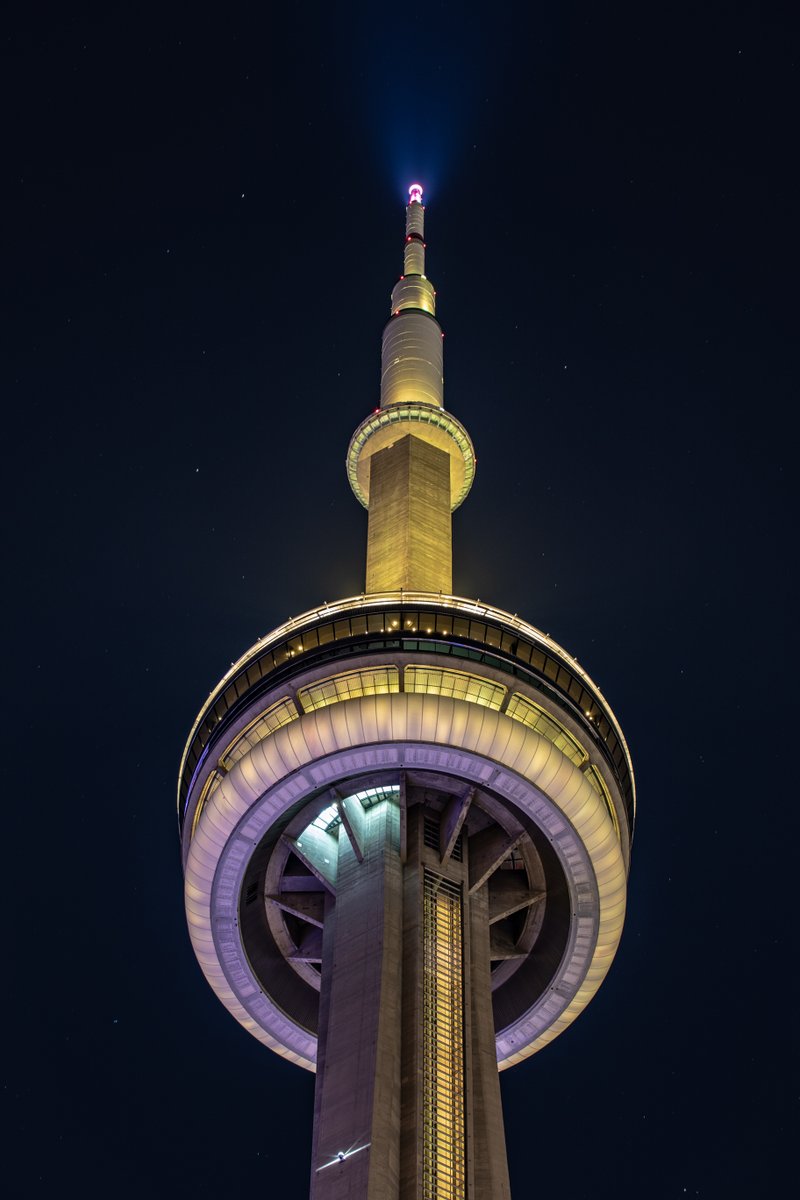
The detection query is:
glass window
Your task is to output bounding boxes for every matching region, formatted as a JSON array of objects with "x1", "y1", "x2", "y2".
[
  {"x1": 585, "y1": 765, "x2": 620, "y2": 839},
  {"x1": 298, "y1": 666, "x2": 400, "y2": 713},
  {"x1": 530, "y1": 647, "x2": 546, "y2": 671},
  {"x1": 505, "y1": 693, "x2": 587, "y2": 766},
  {"x1": 422, "y1": 870, "x2": 465, "y2": 1200},
  {"x1": 218, "y1": 697, "x2": 300, "y2": 771},
  {"x1": 556, "y1": 667, "x2": 573, "y2": 692},
  {"x1": 405, "y1": 665, "x2": 506, "y2": 710},
  {"x1": 190, "y1": 770, "x2": 223, "y2": 839},
  {"x1": 500, "y1": 633, "x2": 518, "y2": 654},
  {"x1": 514, "y1": 639, "x2": 532, "y2": 664}
]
